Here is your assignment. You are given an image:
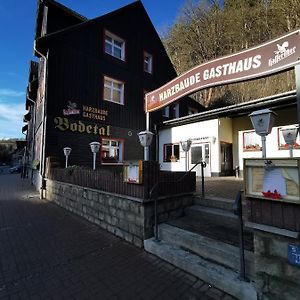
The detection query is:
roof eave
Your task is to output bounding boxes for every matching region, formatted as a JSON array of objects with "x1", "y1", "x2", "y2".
[{"x1": 160, "y1": 90, "x2": 297, "y2": 128}]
